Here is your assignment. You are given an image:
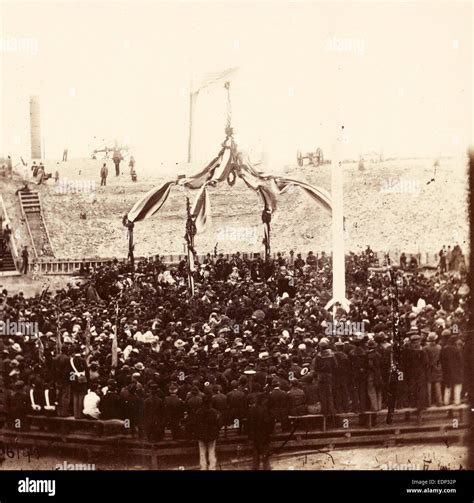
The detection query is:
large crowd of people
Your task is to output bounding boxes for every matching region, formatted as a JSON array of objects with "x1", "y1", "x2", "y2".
[{"x1": 0, "y1": 247, "x2": 470, "y2": 469}]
